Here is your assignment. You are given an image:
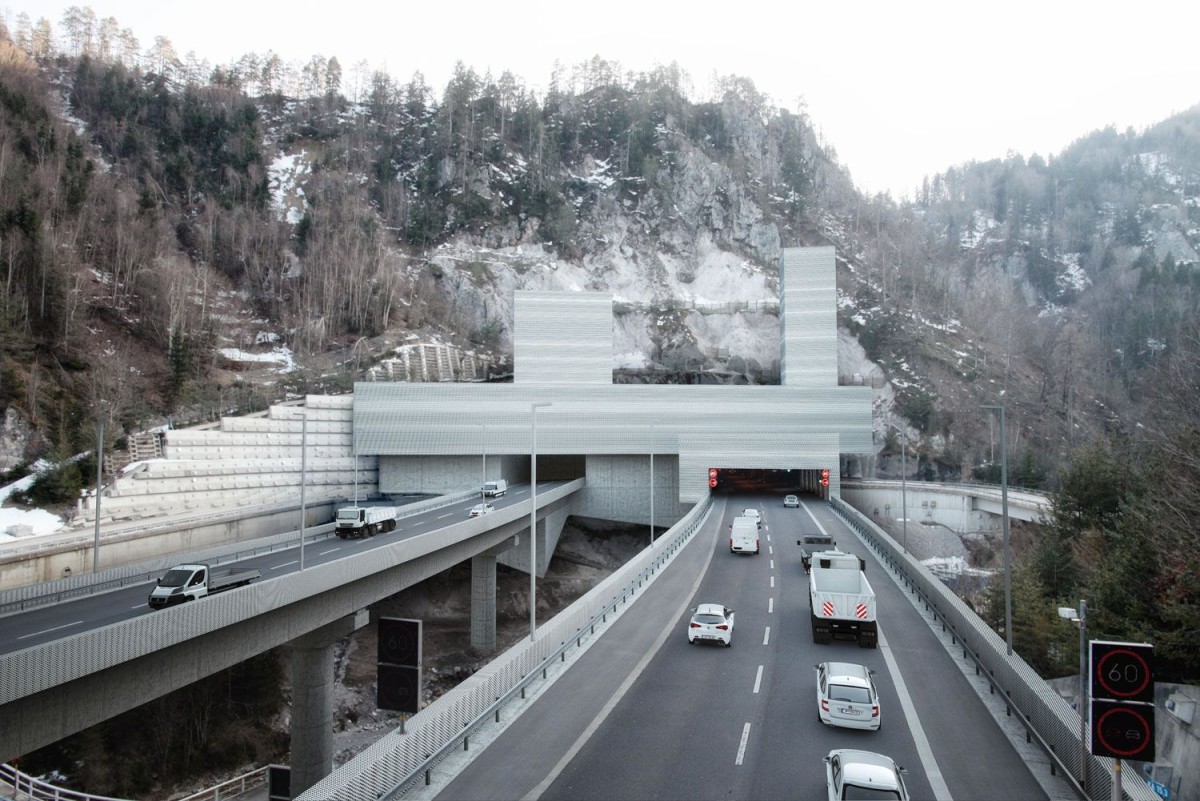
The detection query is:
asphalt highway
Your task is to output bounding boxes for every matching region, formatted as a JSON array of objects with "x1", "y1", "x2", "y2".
[{"x1": 436, "y1": 494, "x2": 1049, "y2": 801}]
